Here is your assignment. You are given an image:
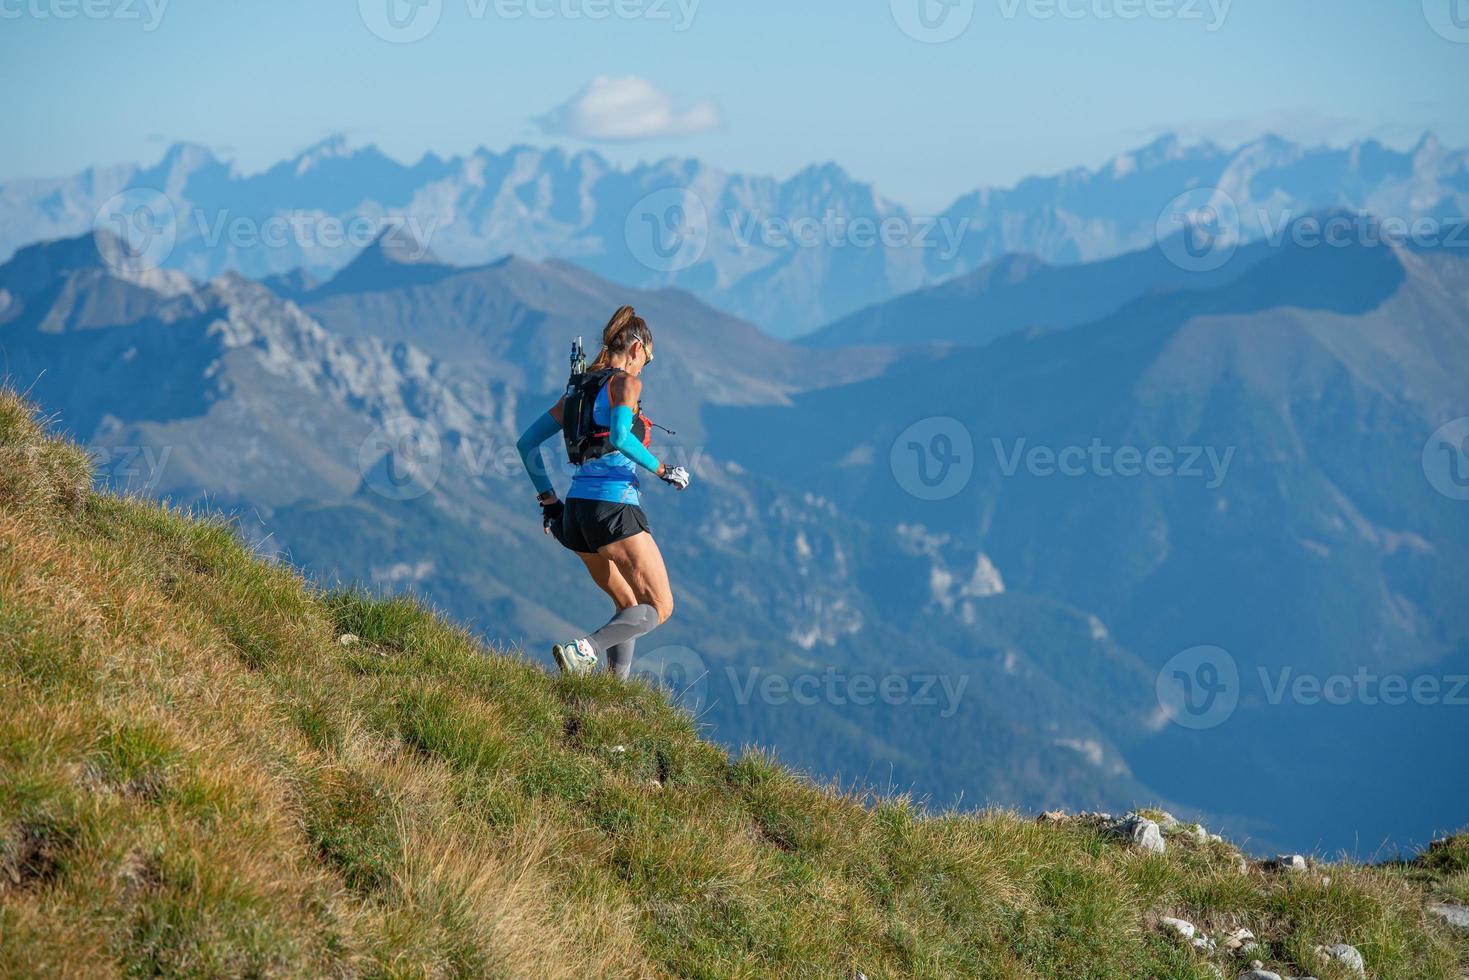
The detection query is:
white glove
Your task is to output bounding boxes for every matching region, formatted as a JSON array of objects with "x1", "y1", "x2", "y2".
[{"x1": 659, "y1": 465, "x2": 691, "y2": 491}]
